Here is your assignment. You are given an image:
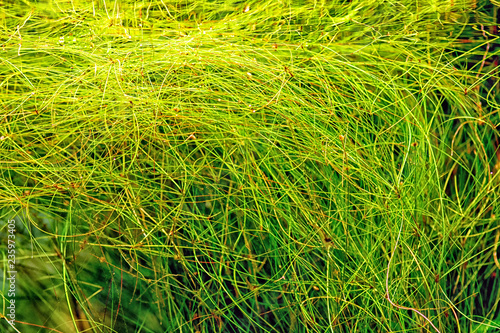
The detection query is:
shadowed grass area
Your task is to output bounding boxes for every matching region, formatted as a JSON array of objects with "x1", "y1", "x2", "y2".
[{"x1": 0, "y1": 0, "x2": 499, "y2": 332}]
